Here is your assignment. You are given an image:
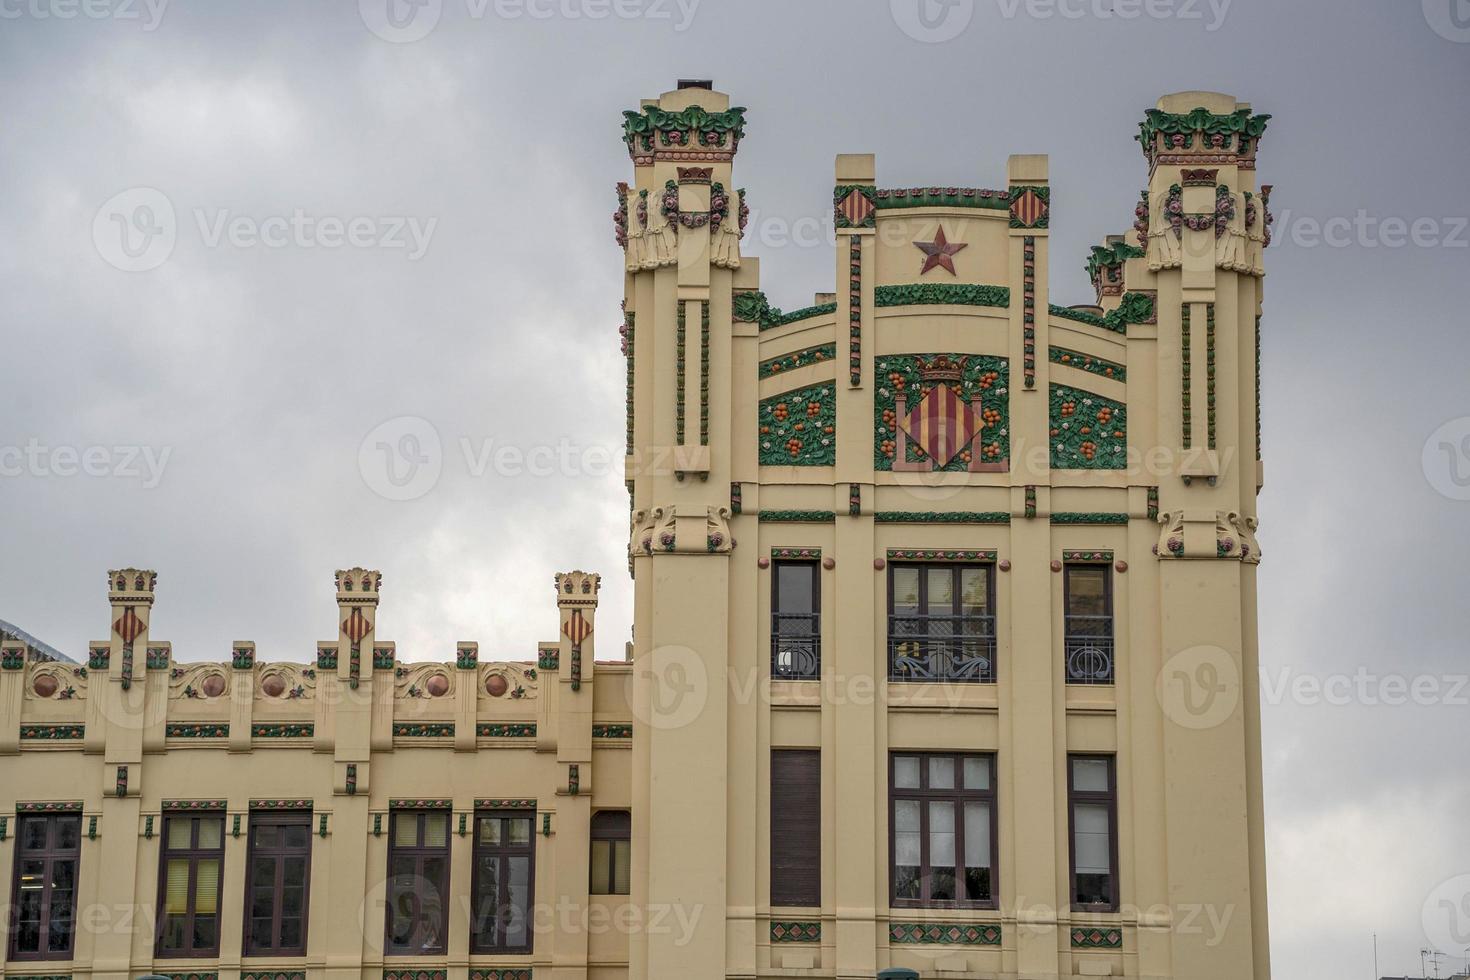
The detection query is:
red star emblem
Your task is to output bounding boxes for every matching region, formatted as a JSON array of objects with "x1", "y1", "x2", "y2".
[{"x1": 914, "y1": 225, "x2": 967, "y2": 275}]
